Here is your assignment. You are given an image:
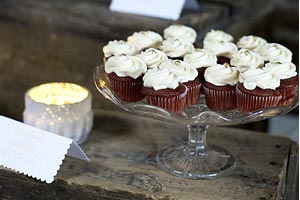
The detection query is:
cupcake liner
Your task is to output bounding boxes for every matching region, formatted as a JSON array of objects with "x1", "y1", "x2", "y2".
[
  {"x1": 277, "y1": 76, "x2": 299, "y2": 106},
  {"x1": 184, "y1": 80, "x2": 202, "y2": 107},
  {"x1": 203, "y1": 83, "x2": 236, "y2": 111},
  {"x1": 146, "y1": 94, "x2": 186, "y2": 113},
  {"x1": 142, "y1": 85, "x2": 187, "y2": 113},
  {"x1": 236, "y1": 86, "x2": 282, "y2": 113},
  {"x1": 108, "y1": 73, "x2": 145, "y2": 102},
  {"x1": 276, "y1": 86, "x2": 298, "y2": 106}
]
